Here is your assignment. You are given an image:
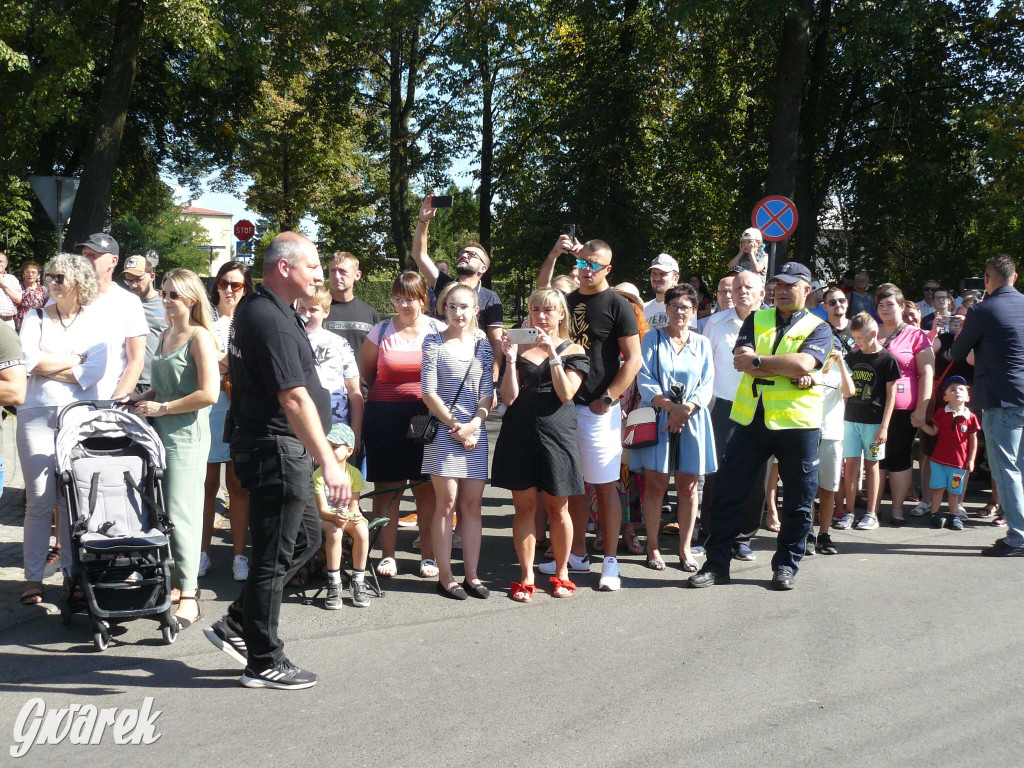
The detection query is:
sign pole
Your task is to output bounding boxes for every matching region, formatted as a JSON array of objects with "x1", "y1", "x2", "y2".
[
  {"x1": 56, "y1": 178, "x2": 63, "y2": 253},
  {"x1": 769, "y1": 242, "x2": 776, "y2": 279}
]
